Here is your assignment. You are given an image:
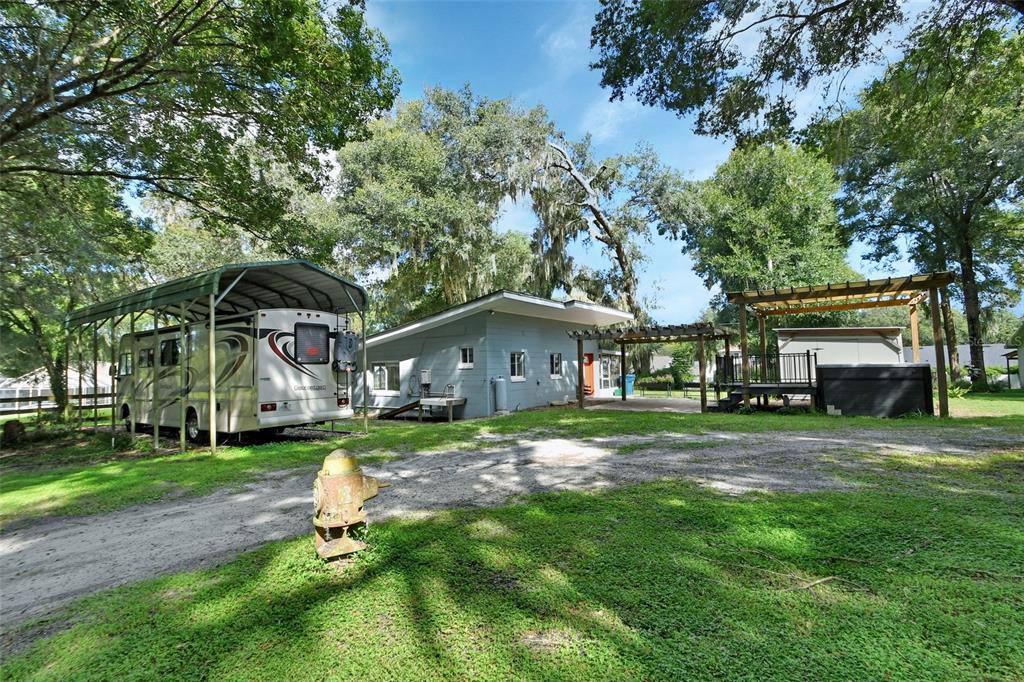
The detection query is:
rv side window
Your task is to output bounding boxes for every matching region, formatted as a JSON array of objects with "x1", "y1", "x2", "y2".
[
  {"x1": 138, "y1": 348, "x2": 154, "y2": 368},
  {"x1": 294, "y1": 323, "x2": 329, "y2": 364},
  {"x1": 118, "y1": 352, "x2": 133, "y2": 376},
  {"x1": 160, "y1": 340, "x2": 180, "y2": 366}
]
